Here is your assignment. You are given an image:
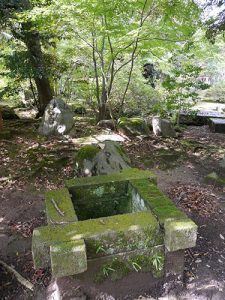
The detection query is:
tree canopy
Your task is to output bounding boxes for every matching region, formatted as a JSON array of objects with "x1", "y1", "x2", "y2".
[{"x1": 1, "y1": 0, "x2": 224, "y2": 120}]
